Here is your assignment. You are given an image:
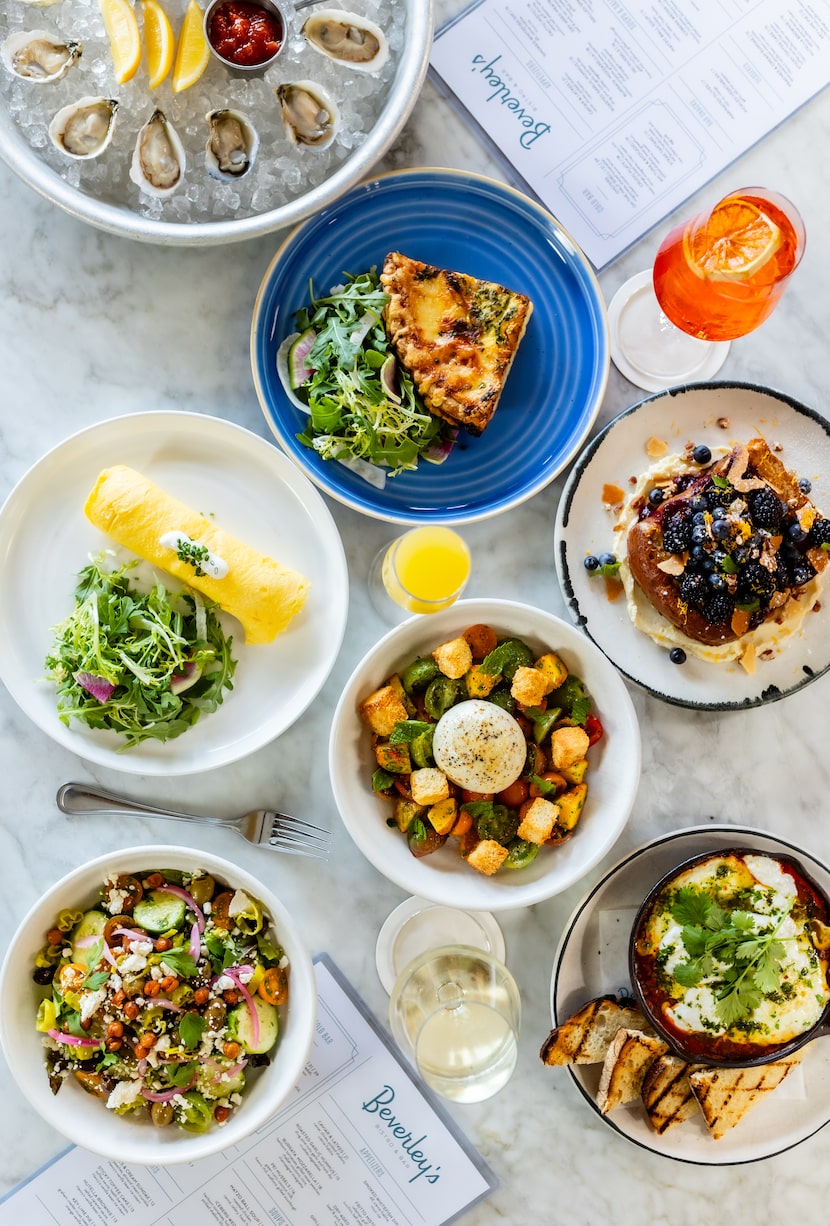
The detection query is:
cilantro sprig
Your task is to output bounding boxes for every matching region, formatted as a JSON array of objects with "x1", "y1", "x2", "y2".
[
  {"x1": 291, "y1": 270, "x2": 454, "y2": 476},
  {"x1": 669, "y1": 886, "x2": 791, "y2": 1027}
]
